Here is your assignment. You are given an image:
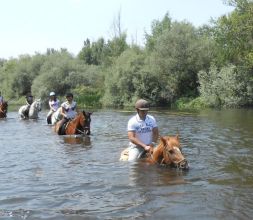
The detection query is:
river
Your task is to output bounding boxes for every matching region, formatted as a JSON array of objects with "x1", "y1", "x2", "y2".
[{"x1": 0, "y1": 108, "x2": 253, "y2": 219}]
